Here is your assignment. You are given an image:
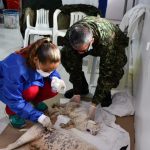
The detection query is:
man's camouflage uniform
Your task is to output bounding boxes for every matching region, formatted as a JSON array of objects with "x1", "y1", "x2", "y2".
[{"x1": 61, "y1": 16, "x2": 128, "y2": 105}]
